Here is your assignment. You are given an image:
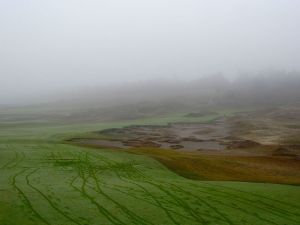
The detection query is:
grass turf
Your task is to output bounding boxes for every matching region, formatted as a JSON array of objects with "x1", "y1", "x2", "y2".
[{"x1": 0, "y1": 110, "x2": 299, "y2": 225}]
